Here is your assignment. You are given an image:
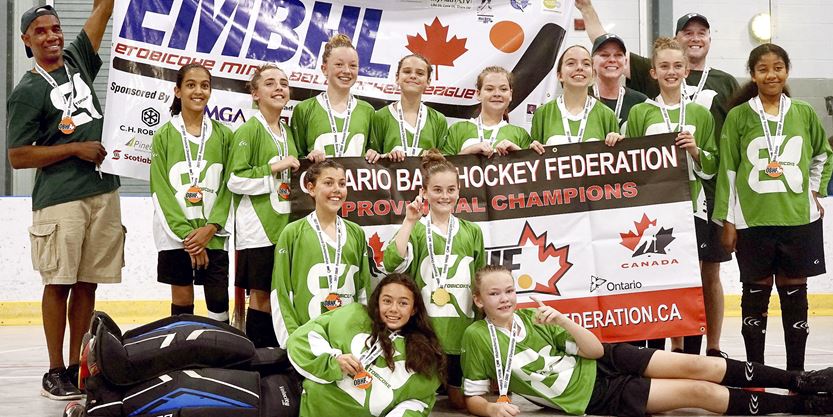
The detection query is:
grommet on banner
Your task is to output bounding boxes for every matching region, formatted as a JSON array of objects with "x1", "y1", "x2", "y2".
[{"x1": 551, "y1": 146, "x2": 558, "y2": 154}]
